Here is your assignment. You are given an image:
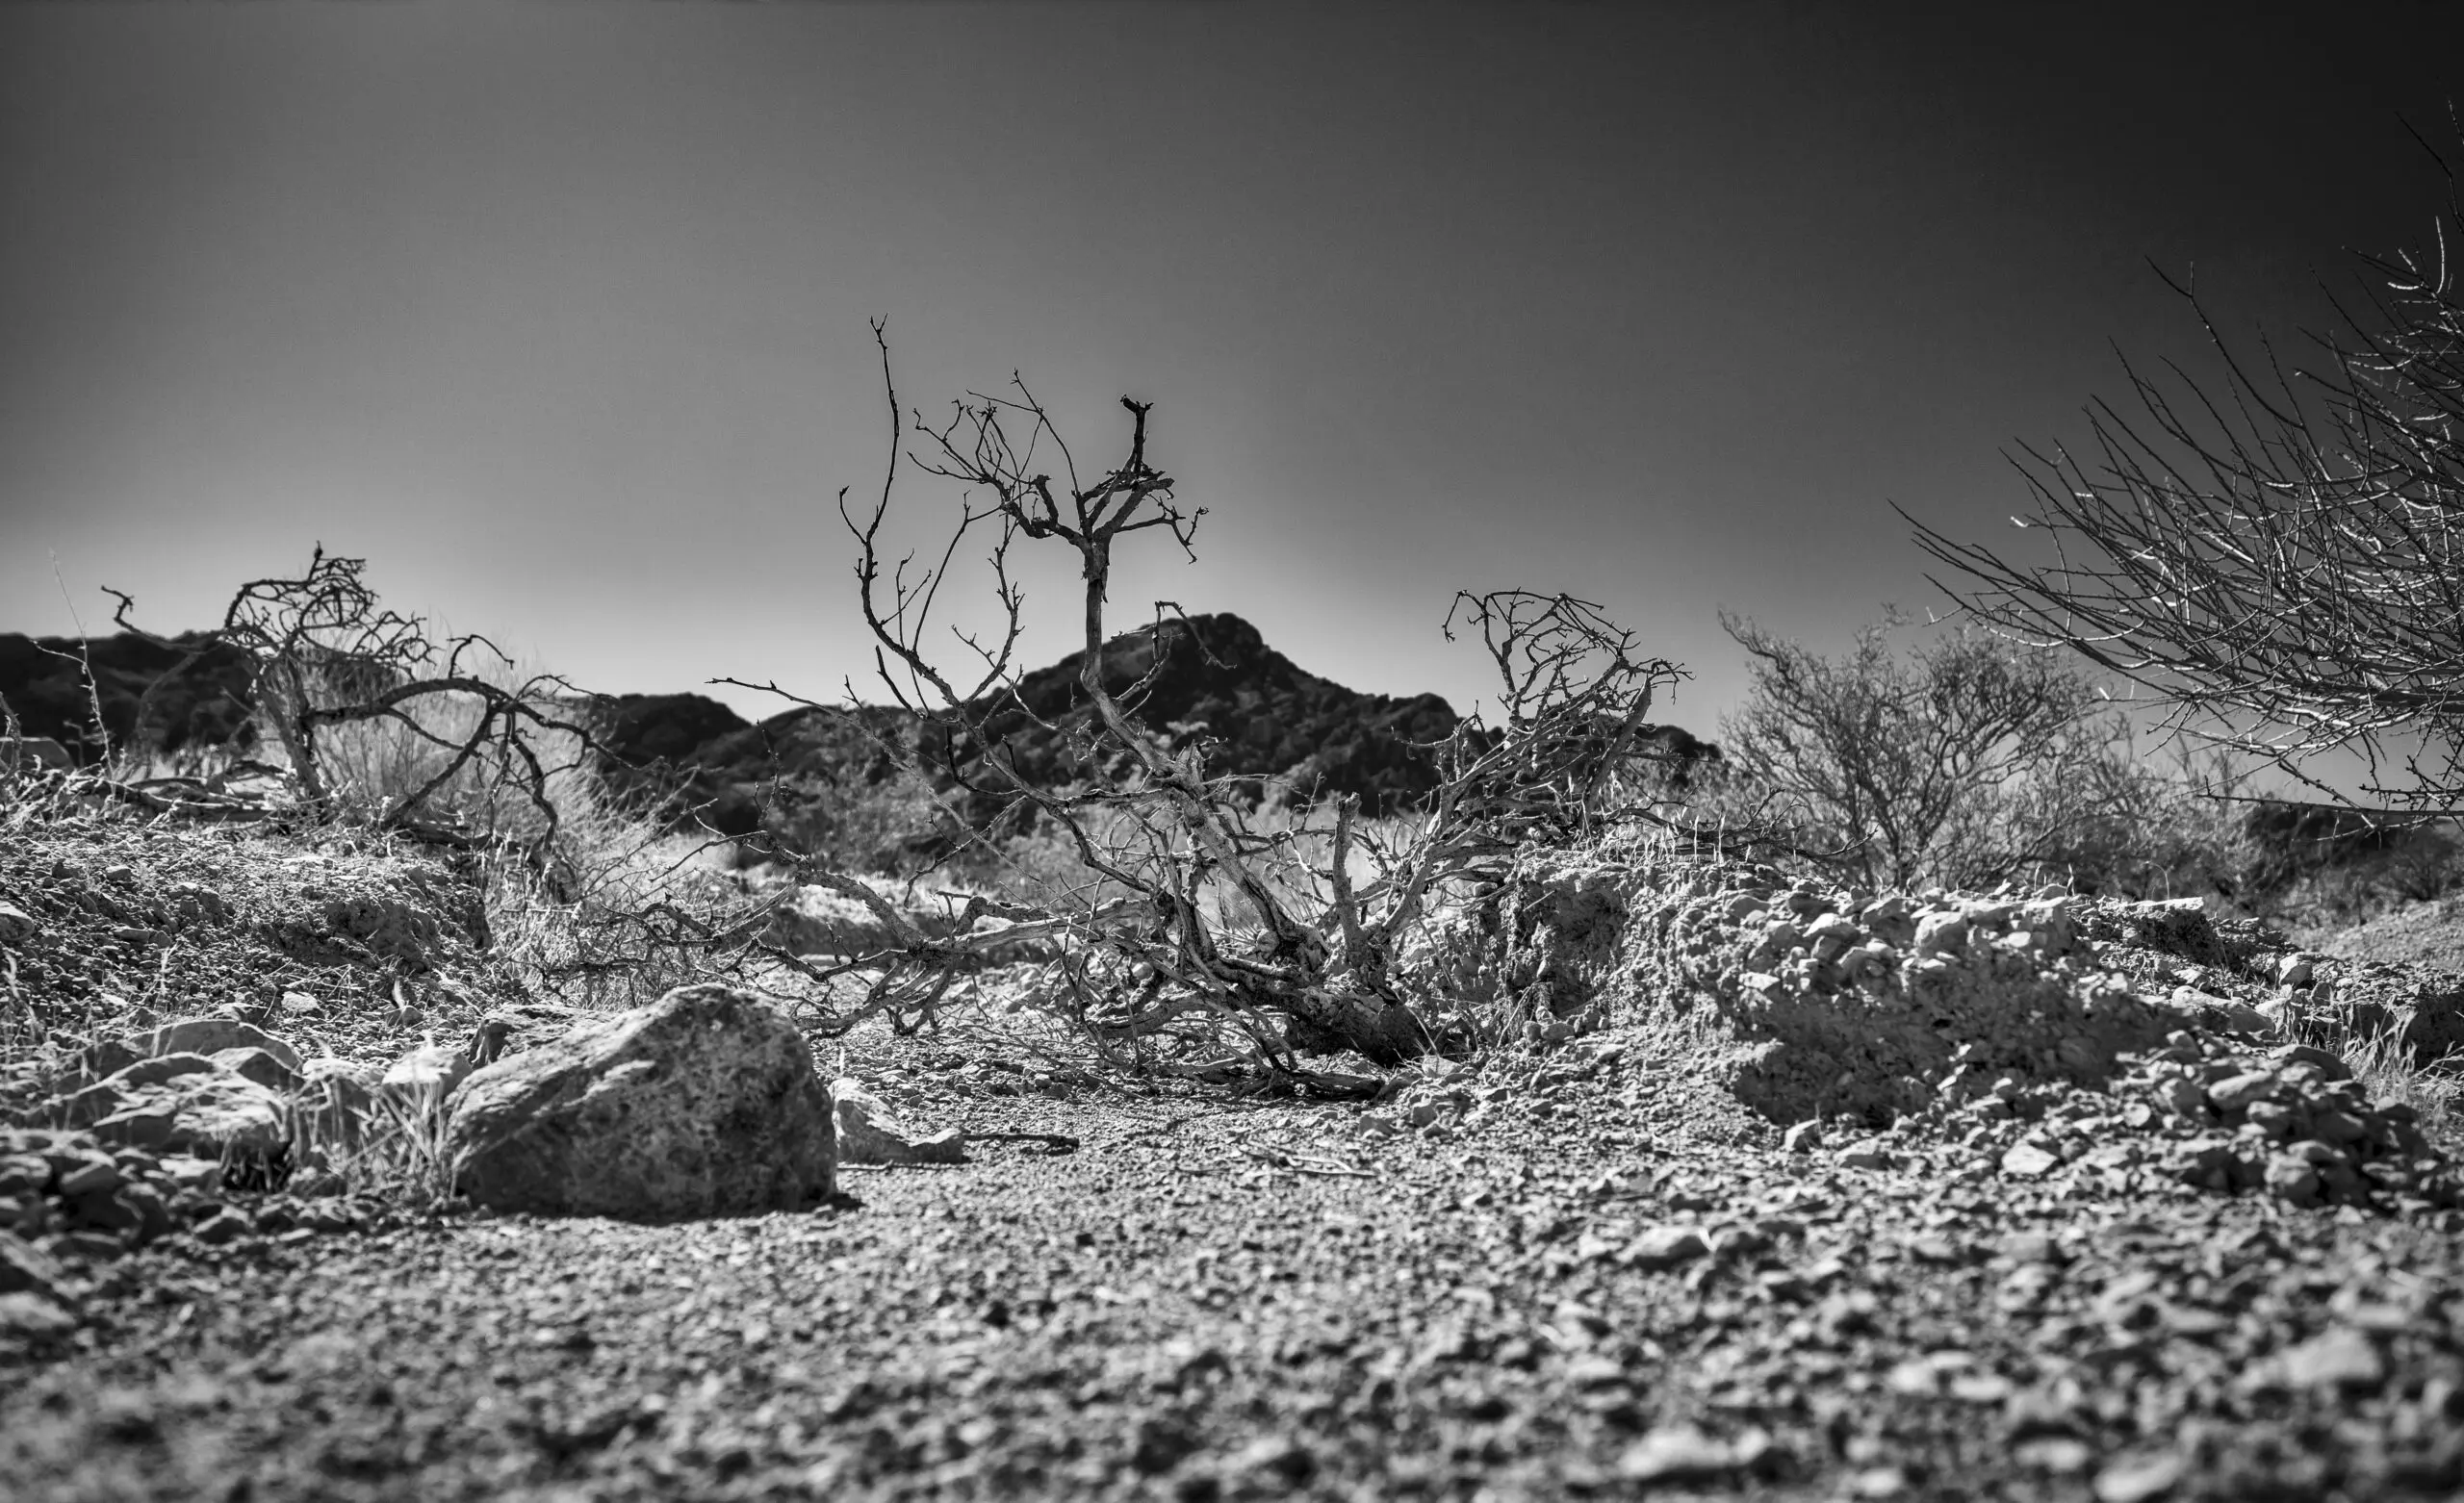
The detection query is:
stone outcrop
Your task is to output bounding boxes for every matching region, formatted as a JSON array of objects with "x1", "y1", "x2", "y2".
[
  {"x1": 1404, "y1": 841, "x2": 2462, "y2": 1212},
  {"x1": 444, "y1": 984, "x2": 834, "y2": 1220}
]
